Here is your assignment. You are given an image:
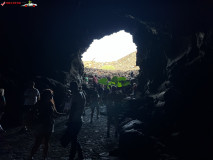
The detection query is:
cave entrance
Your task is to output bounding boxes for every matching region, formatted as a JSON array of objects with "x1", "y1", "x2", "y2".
[{"x1": 82, "y1": 30, "x2": 139, "y2": 80}]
